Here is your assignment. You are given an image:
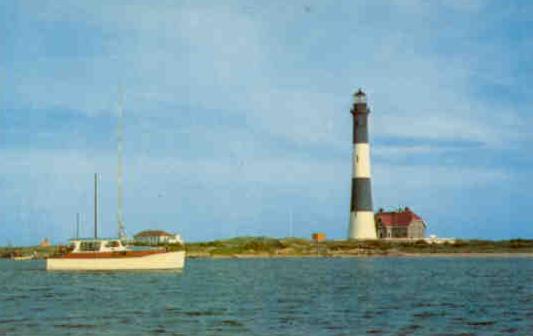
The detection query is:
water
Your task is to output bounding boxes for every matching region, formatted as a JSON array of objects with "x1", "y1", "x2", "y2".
[{"x1": 0, "y1": 257, "x2": 531, "y2": 335}]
